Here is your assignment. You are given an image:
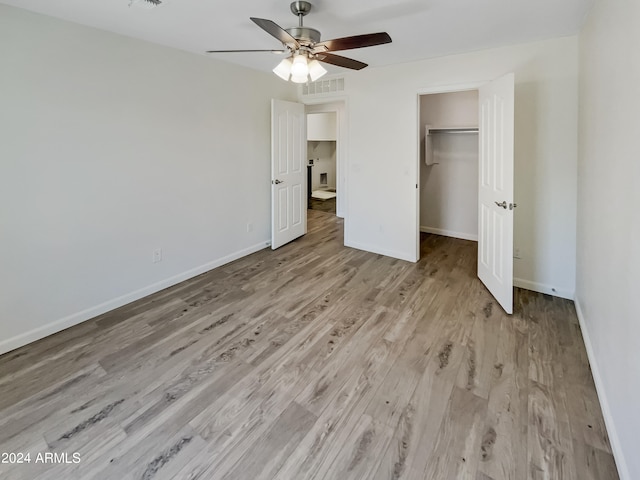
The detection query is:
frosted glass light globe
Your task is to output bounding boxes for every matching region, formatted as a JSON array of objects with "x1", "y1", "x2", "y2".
[
  {"x1": 308, "y1": 59, "x2": 327, "y2": 81},
  {"x1": 272, "y1": 58, "x2": 292, "y2": 81},
  {"x1": 290, "y1": 55, "x2": 309, "y2": 78}
]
